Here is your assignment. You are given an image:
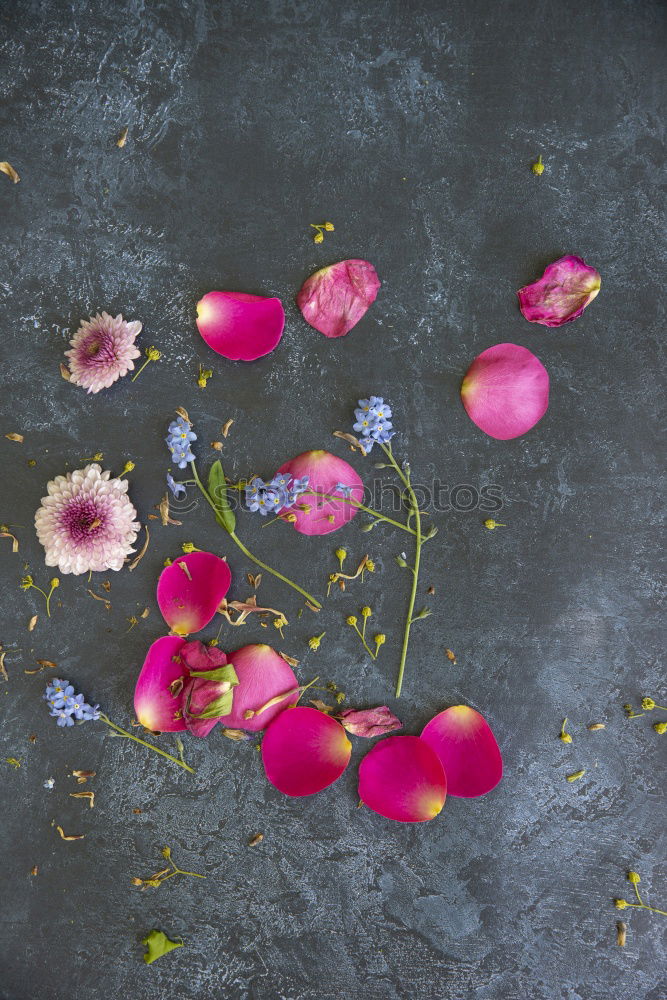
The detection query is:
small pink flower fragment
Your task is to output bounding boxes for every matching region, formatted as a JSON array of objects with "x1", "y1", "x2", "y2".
[
  {"x1": 517, "y1": 255, "x2": 601, "y2": 327},
  {"x1": 180, "y1": 641, "x2": 235, "y2": 738},
  {"x1": 65, "y1": 312, "x2": 141, "y2": 393},
  {"x1": 358, "y1": 735, "x2": 447, "y2": 823},
  {"x1": 421, "y1": 705, "x2": 503, "y2": 798},
  {"x1": 156, "y1": 551, "x2": 231, "y2": 636},
  {"x1": 218, "y1": 644, "x2": 298, "y2": 732},
  {"x1": 196, "y1": 291, "x2": 285, "y2": 361},
  {"x1": 262, "y1": 706, "x2": 352, "y2": 796},
  {"x1": 461, "y1": 343, "x2": 549, "y2": 440},
  {"x1": 339, "y1": 706, "x2": 402, "y2": 738},
  {"x1": 296, "y1": 259, "x2": 380, "y2": 338},
  {"x1": 276, "y1": 450, "x2": 363, "y2": 536},
  {"x1": 134, "y1": 635, "x2": 187, "y2": 733}
]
